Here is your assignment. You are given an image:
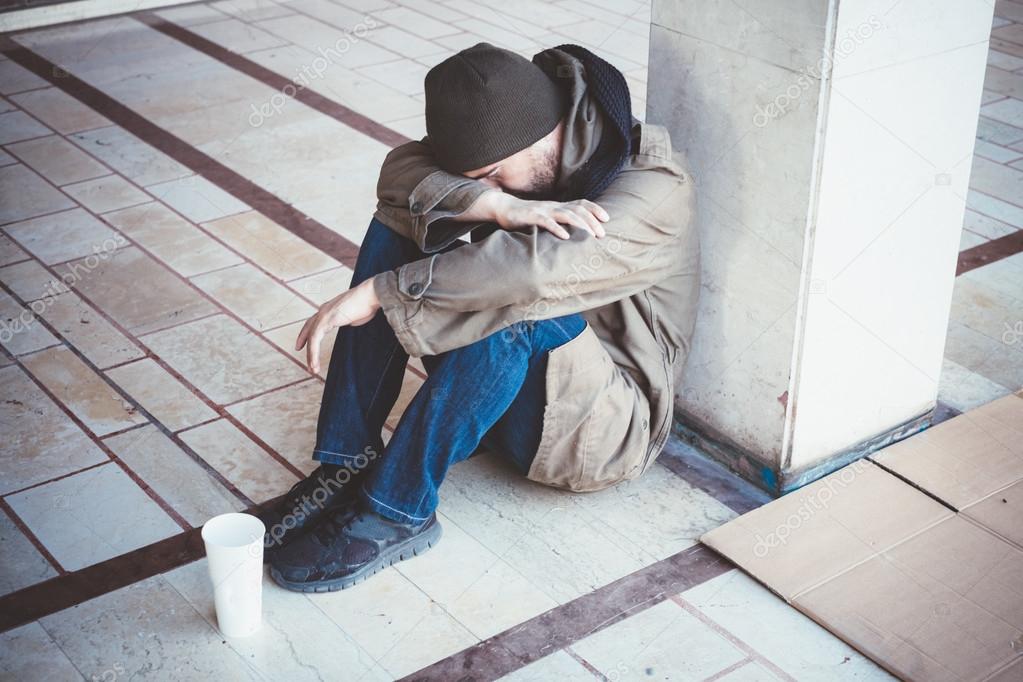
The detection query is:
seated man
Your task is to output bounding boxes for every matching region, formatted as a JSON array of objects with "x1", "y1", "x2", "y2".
[{"x1": 259, "y1": 41, "x2": 700, "y2": 593}]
